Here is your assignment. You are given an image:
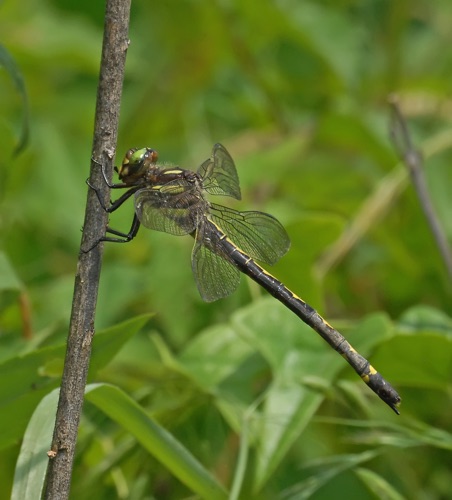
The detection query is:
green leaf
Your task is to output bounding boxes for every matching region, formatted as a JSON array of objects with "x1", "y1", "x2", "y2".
[
  {"x1": 0, "y1": 251, "x2": 23, "y2": 291},
  {"x1": 0, "y1": 315, "x2": 151, "y2": 449},
  {"x1": 355, "y1": 467, "x2": 405, "y2": 500},
  {"x1": 11, "y1": 389, "x2": 58, "y2": 500},
  {"x1": 0, "y1": 43, "x2": 30, "y2": 154},
  {"x1": 179, "y1": 322, "x2": 255, "y2": 391},
  {"x1": 368, "y1": 306, "x2": 452, "y2": 404},
  {"x1": 279, "y1": 450, "x2": 380, "y2": 500},
  {"x1": 374, "y1": 331, "x2": 452, "y2": 390},
  {"x1": 0, "y1": 345, "x2": 62, "y2": 449},
  {"x1": 89, "y1": 313, "x2": 153, "y2": 376},
  {"x1": 85, "y1": 383, "x2": 228, "y2": 500},
  {"x1": 398, "y1": 304, "x2": 452, "y2": 332}
]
